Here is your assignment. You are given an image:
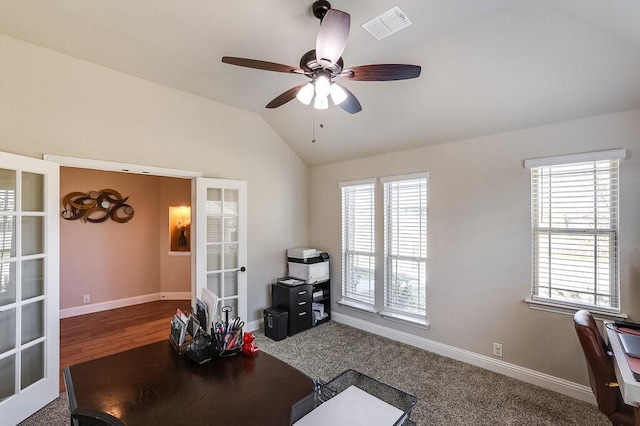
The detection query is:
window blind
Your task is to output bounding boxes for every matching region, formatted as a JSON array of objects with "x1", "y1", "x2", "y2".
[
  {"x1": 341, "y1": 182, "x2": 375, "y2": 305},
  {"x1": 383, "y1": 175, "x2": 427, "y2": 317},
  {"x1": 531, "y1": 159, "x2": 619, "y2": 310}
]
